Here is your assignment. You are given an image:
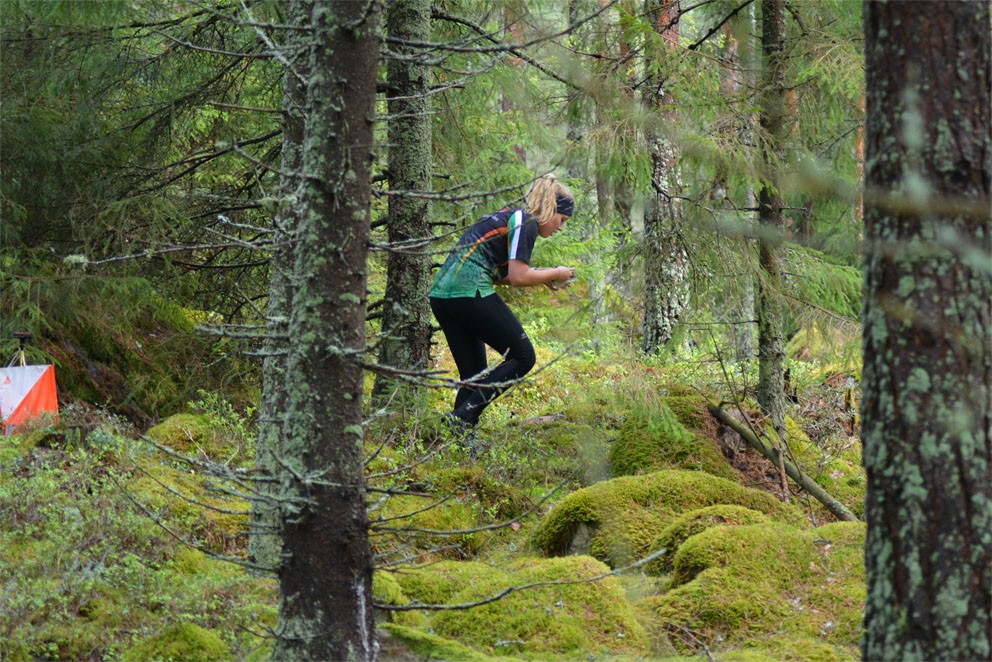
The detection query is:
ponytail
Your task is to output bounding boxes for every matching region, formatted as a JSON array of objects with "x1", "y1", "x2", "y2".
[{"x1": 525, "y1": 174, "x2": 575, "y2": 226}]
